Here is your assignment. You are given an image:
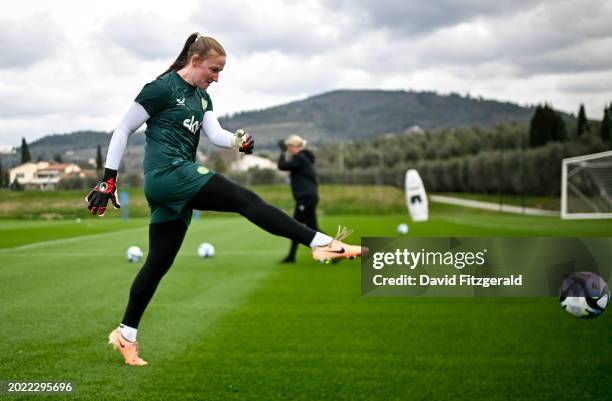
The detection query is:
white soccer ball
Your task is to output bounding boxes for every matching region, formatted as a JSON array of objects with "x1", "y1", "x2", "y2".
[
  {"x1": 397, "y1": 223, "x2": 409, "y2": 235},
  {"x1": 197, "y1": 242, "x2": 215, "y2": 258},
  {"x1": 559, "y1": 272, "x2": 609, "y2": 319},
  {"x1": 126, "y1": 246, "x2": 143, "y2": 263}
]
